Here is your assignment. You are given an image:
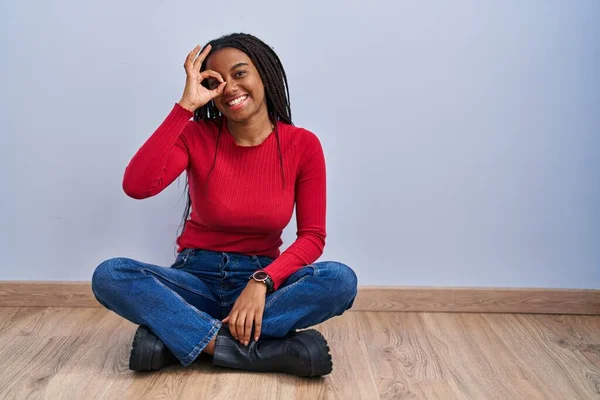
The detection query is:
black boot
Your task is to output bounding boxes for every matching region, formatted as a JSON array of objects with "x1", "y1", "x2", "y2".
[
  {"x1": 212, "y1": 325, "x2": 333, "y2": 377},
  {"x1": 129, "y1": 325, "x2": 179, "y2": 371}
]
